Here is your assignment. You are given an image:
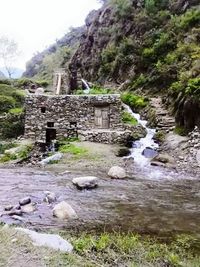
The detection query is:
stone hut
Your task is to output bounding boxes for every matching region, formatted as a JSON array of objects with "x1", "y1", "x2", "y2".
[{"x1": 24, "y1": 94, "x2": 133, "y2": 144}]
